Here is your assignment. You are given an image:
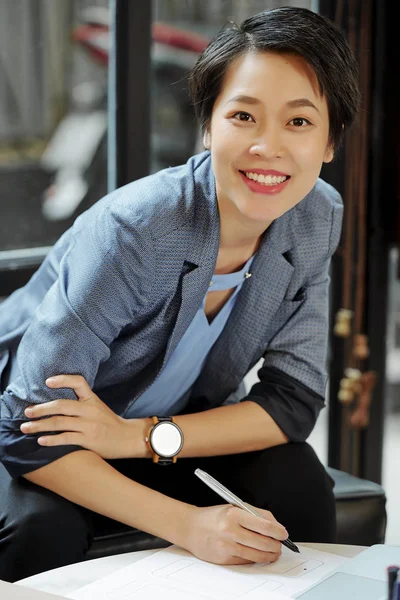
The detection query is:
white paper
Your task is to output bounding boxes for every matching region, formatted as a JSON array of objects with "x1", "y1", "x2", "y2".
[
  {"x1": 0, "y1": 580, "x2": 67, "y2": 599},
  {"x1": 68, "y1": 544, "x2": 348, "y2": 600}
]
